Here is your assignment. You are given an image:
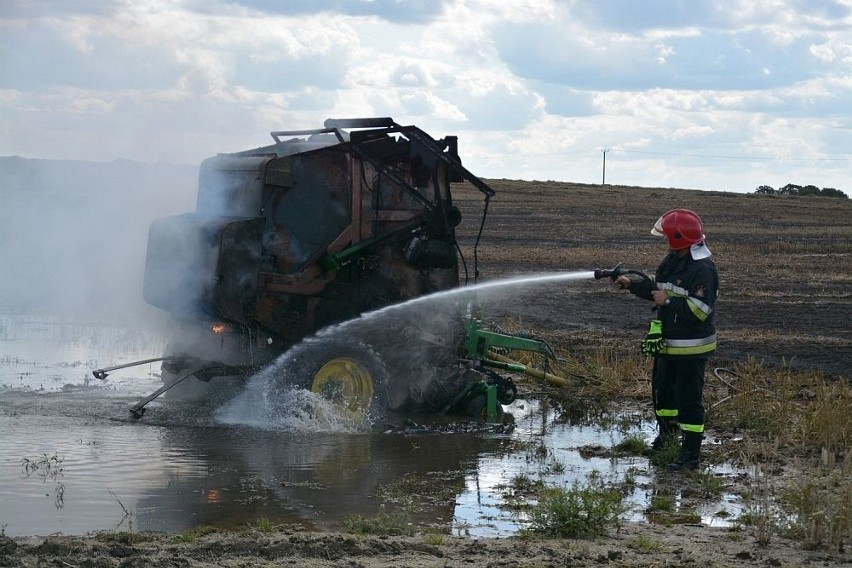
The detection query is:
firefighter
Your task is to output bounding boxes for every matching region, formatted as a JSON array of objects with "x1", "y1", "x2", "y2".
[{"x1": 615, "y1": 208, "x2": 718, "y2": 471}]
